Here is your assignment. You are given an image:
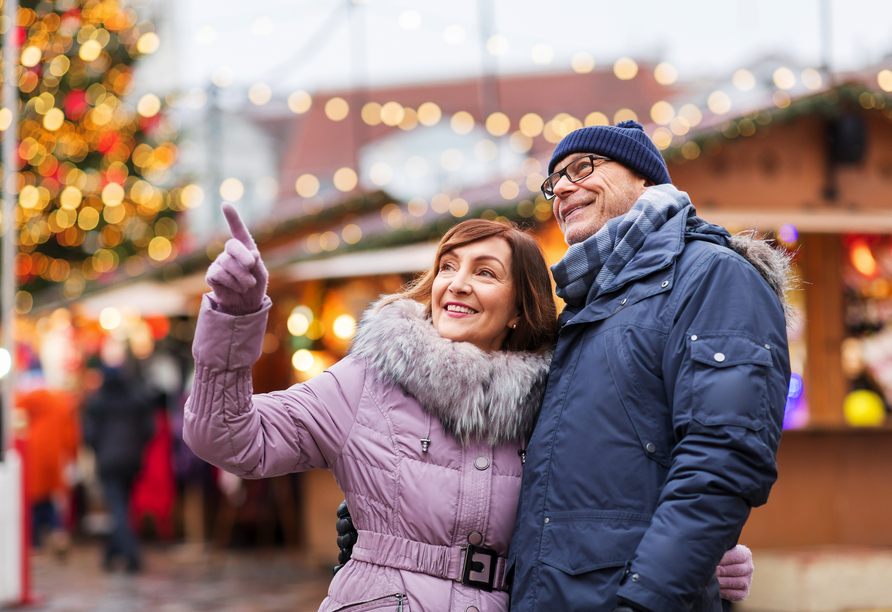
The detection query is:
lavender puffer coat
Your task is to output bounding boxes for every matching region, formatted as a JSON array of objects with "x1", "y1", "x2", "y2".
[{"x1": 184, "y1": 297, "x2": 550, "y2": 612}]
